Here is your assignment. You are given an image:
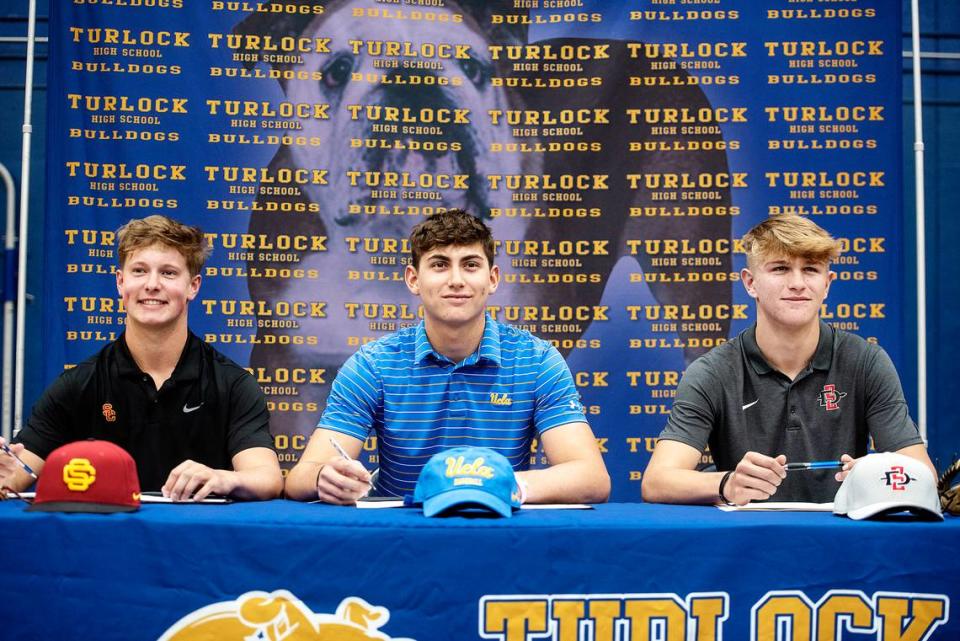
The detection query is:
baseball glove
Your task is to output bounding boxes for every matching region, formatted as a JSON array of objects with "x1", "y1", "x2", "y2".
[{"x1": 937, "y1": 458, "x2": 960, "y2": 515}]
